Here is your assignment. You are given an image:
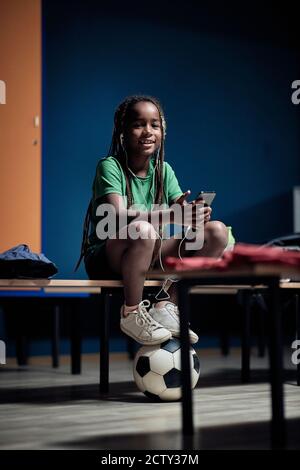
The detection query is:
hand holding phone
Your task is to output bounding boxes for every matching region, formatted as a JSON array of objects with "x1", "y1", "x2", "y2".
[{"x1": 196, "y1": 191, "x2": 216, "y2": 206}]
